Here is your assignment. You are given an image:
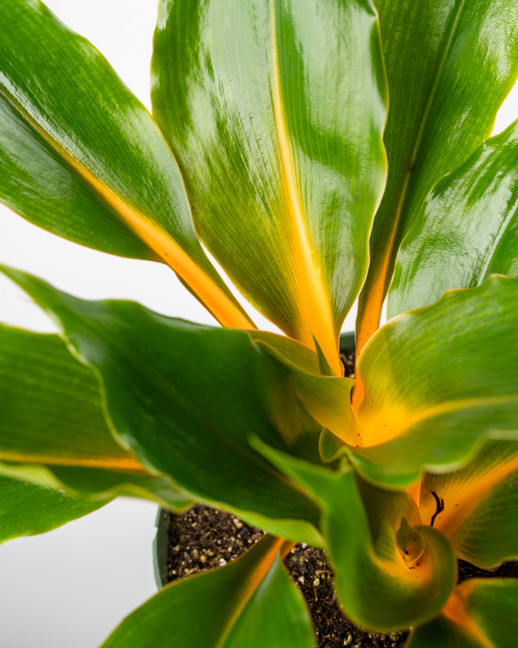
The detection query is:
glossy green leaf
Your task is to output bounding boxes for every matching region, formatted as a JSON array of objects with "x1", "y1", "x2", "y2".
[
  {"x1": 102, "y1": 534, "x2": 314, "y2": 648},
  {"x1": 407, "y1": 616, "x2": 484, "y2": 648},
  {"x1": 0, "y1": 0, "x2": 252, "y2": 330},
  {"x1": 252, "y1": 333, "x2": 356, "y2": 443},
  {"x1": 0, "y1": 476, "x2": 107, "y2": 544},
  {"x1": 255, "y1": 443, "x2": 456, "y2": 632},
  {"x1": 389, "y1": 121, "x2": 518, "y2": 316},
  {"x1": 420, "y1": 440, "x2": 518, "y2": 569},
  {"x1": 250, "y1": 331, "x2": 320, "y2": 376},
  {"x1": 0, "y1": 323, "x2": 192, "y2": 510},
  {"x1": 410, "y1": 580, "x2": 518, "y2": 648},
  {"x1": 0, "y1": 324, "x2": 132, "y2": 469},
  {"x1": 450, "y1": 579, "x2": 518, "y2": 648},
  {"x1": 349, "y1": 276, "x2": 518, "y2": 488},
  {"x1": 0, "y1": 266, "x2": 322, "y2": 545},
  {"x1": 152, "y1": 0, "x2": 387, "y2": 373},
  {"x1": 357, "y1": 0, "x2": 518, "y2": 350},
  {"x1": 0, "y1": 461, "x2": 192, "y2": 513}
]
